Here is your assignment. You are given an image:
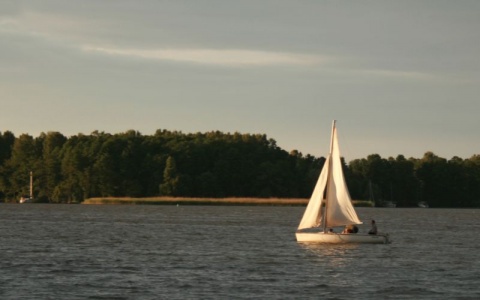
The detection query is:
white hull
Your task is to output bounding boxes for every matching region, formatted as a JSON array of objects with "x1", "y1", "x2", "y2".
[
  {"x1": 383, "y1": 201, "x2": 396, "y2": 208},
  {"x1": 19, "y1": 198, "x2": 33, "y2": 203},
  {"x1": 296, "y1": 232, "x2": 390, "y2": 244}
]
